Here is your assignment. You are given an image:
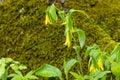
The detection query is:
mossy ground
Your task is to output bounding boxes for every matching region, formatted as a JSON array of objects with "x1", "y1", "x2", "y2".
[{"x1": 0, "y1": 0, "x2": 120, "y2": 79}]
